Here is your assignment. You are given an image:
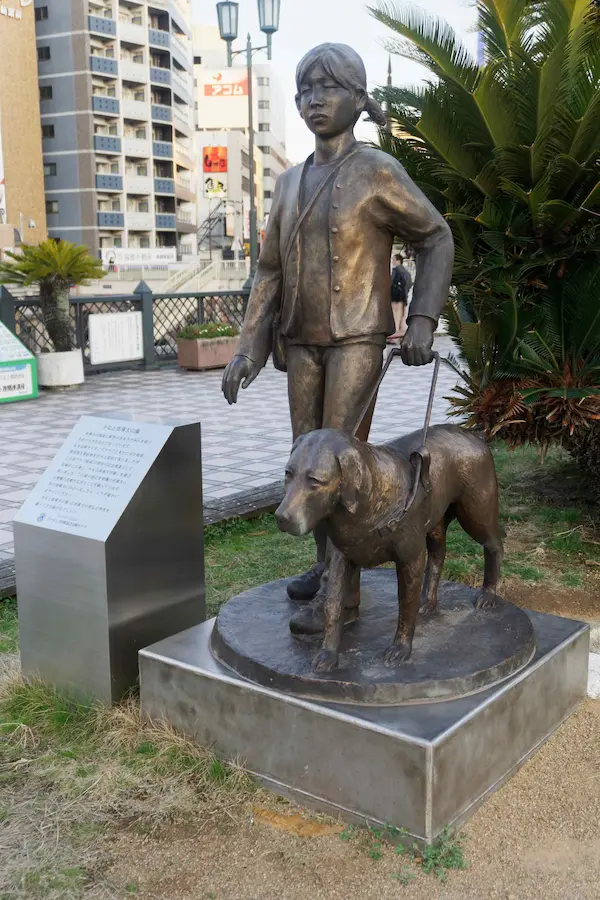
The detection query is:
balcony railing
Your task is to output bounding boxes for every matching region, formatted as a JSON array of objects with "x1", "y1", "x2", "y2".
[
  {"x1": 153, "y1": 140, "x2": 173, "y2": 158},
  {"x1": 97, "y1": 212, "x2": 124, "y2": 228},
  {"x1": 149, "y1": 28, "x2": 170, "y2": 47},
  {"x1": 90, "y1": 56, "x2": 118, "y2": 76},
  {"x1": 88, "y1": 15, "x2": 116, "y2": 36},
  {"x1": 154, "y1": 177, "x2": 175, "y2": 194},
  {"x1": 176, "y1": 210, "x2": 193, "y2": 223},
  {"x1": 93, "y1": 134, "x2": 121, "y2": 153},
  {"x1": 151, "y1": 104, "x2": 172, "y2": 122},
  {"x1": 150, "y1": 66, "x2": 171, "y2": 85},
  {"x1": 155, "y1": 213, "x2": 176, "y2": 229},
  {"x1": 95, "y1": 174, "x2": 123, "y2": 191},
  {"x1": 92, "y1": 95, "x2": 120, "y2": 115}
]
